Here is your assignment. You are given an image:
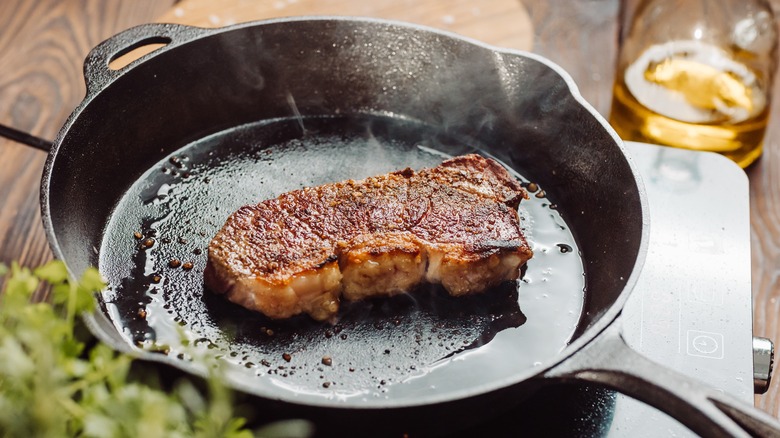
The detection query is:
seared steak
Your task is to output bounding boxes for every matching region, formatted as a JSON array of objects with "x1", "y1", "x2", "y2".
[{"x1": 205, "y1": 154, "x2": 533, "y2": 321}]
